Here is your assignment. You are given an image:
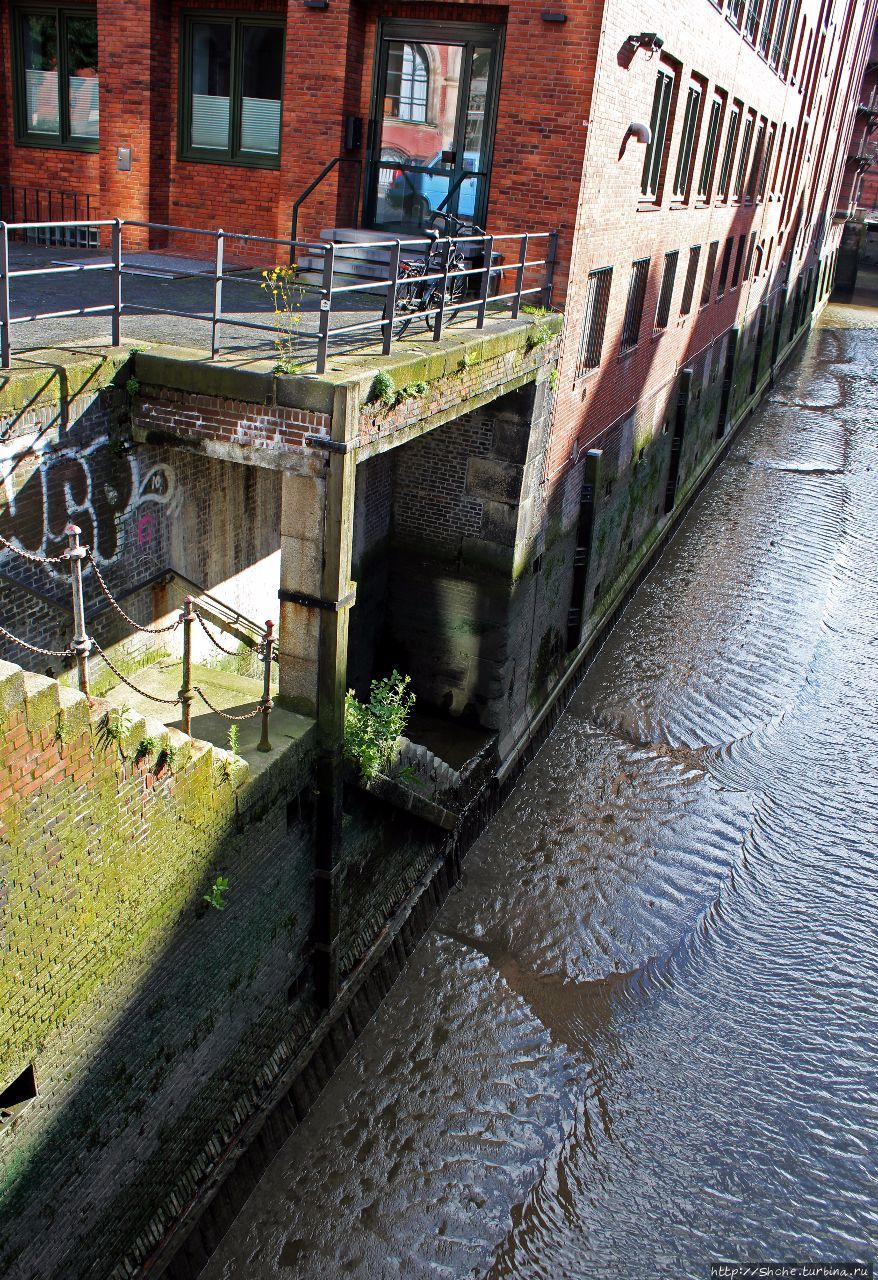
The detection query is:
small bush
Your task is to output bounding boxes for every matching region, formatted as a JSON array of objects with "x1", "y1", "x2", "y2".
[
  {"x1": 203, "y1": 876, "x2": 229, "y2": 912},
  {"x1": 227, "y1": 724, "x2": 240, "y2": 755},
  {"x1": 369, "y1": 370, "x2": 396, "y2": 405},
  {"x1": 343, "y1": 670, "x2": 415, "y2": 781},
  {"x1": 126, "y1": 375, "x2": 140, "y2": 397}
]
